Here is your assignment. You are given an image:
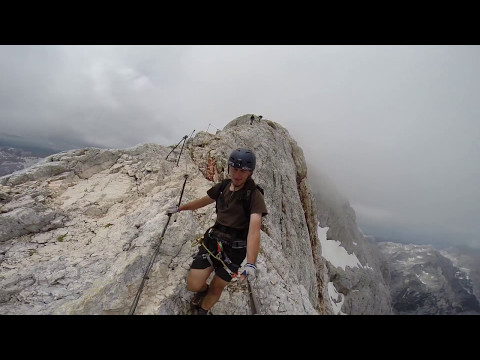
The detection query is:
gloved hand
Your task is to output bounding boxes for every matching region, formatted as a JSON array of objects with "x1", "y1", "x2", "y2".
[
  {"x1": 240, "y1": 263, "x2": 257, "y2": 281},
  {"x1": 165, "y1": 205, "x2": 179, "y2": 215}
]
